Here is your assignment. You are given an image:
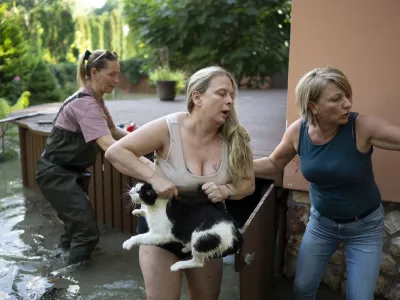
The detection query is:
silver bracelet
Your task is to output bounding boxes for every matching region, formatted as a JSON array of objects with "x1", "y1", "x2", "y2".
[{"x1": 224, "y1": 184, "x2": 233, "y2": 200}]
